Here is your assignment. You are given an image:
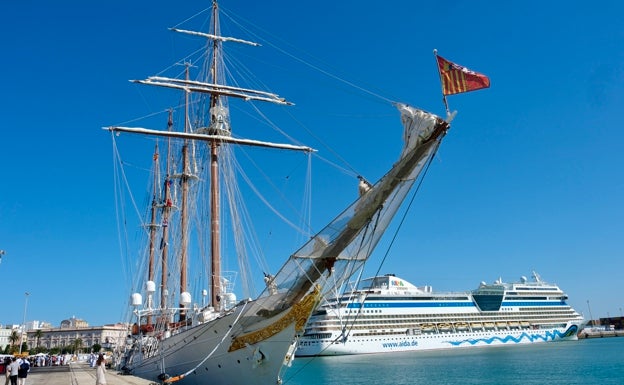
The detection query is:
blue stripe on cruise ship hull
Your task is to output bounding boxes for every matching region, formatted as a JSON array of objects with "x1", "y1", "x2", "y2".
[
  {"x1": 347, "y1": 302, "x2": 474, "y2": 308},
  {"x1": 346, "y1": 301, "x2": 568, "y2": 309},
  {"x1": 446, "y1": 325, "x2": 579, "y2": 347},
  {"x1": 501, "y1": 301, "x2": 567, "y2": 306}
]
